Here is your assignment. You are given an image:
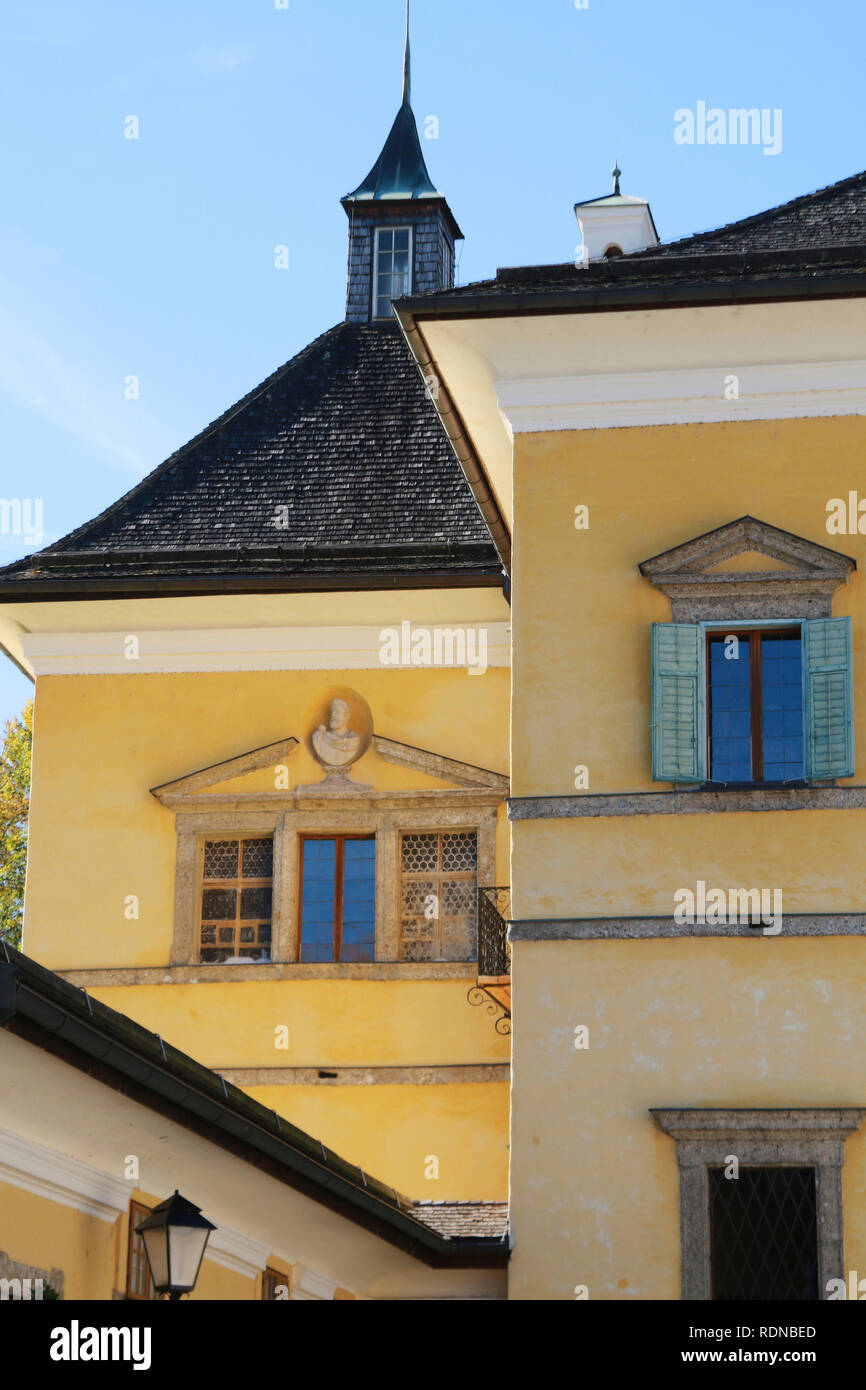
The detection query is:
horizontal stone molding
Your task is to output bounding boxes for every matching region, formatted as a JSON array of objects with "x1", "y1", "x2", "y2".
[
  {"x1": 59, "y1": 962, "x2": 480, "y2": 986},
  {"x1": 508, "y1": 785, "x2": 866, "y2": 819},
  {"x1": 495, "y1": 358, "x2": 866, "y2": 433},
  {"x1": 162, "y1": 789, "x2": 505, "y2": 814},
  {"x1": 217, "y1": 1065, "x2": 510, "y2": 1087},
  {"x1": 652, "y1": 1108, "x2": 866, "y2": 1145},
  {"x1": 509, "y1": 914, "x2": 866, "y2": 940},
  {"x1": 21, "y1": 622, "x2": 511, "y2": 676}
]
